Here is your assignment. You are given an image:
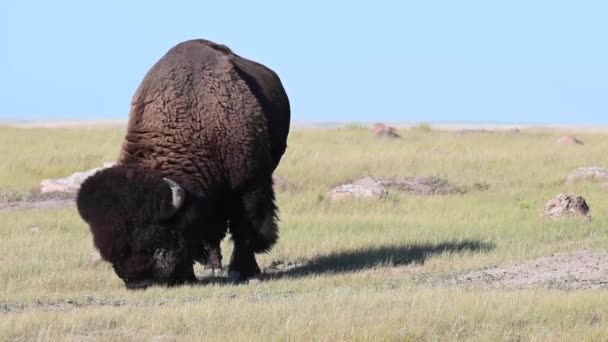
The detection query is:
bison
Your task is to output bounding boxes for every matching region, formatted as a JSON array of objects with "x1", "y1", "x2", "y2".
[{"x1": 76, "y1": 39, "x2": 290, "y2": 289}]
